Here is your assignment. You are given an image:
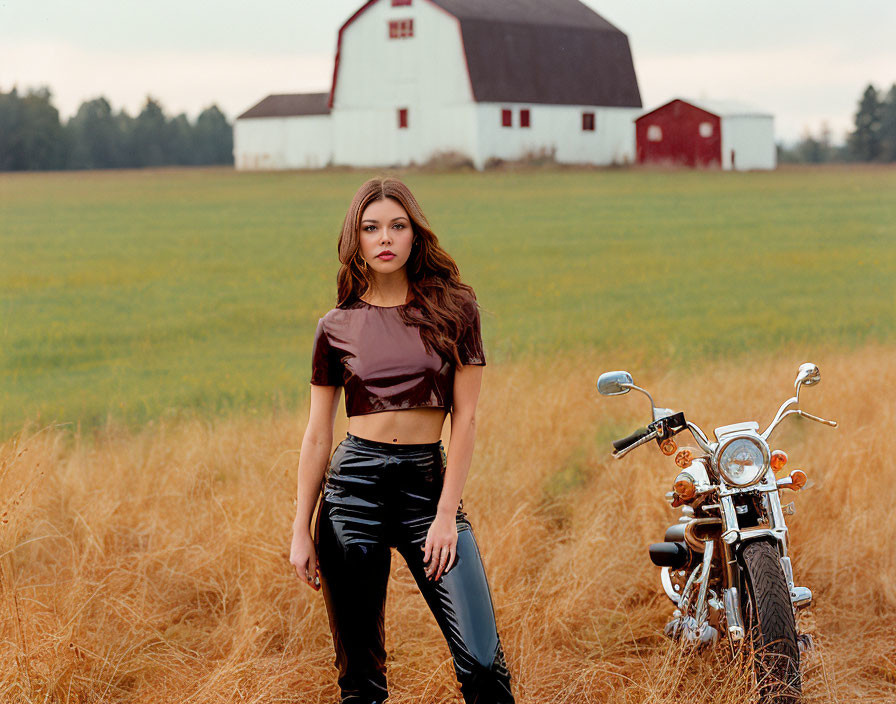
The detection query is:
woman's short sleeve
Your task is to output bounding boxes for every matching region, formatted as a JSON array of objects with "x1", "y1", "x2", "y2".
[
  {"x1": 310, "y1": 318, "x2": 344, "y2": 386},
  {"x1": 457, "y1": 298, "x2": 486, "y2": 367}
]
